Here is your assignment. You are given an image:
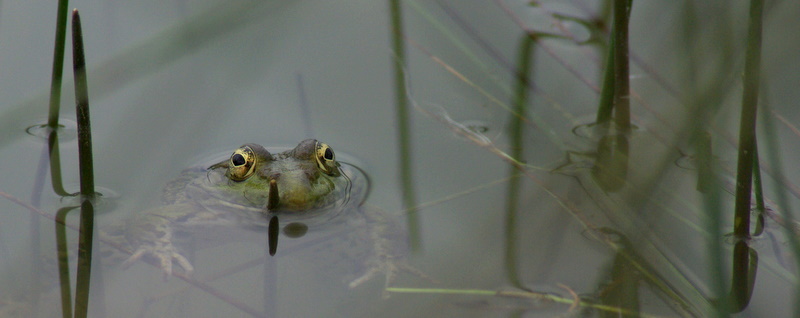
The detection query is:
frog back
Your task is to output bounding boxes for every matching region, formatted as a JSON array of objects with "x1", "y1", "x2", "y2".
[{"x1": 160, "y1": 166, "x2": 208, "y2": 205}]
